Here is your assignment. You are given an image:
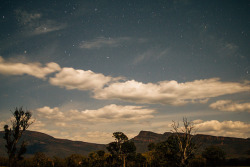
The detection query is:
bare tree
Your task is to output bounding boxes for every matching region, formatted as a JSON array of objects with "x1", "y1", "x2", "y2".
[
  {"x1": 3, "y1": 107, "x2": 33, "y2": 167},
  {"x1": 171, "y1": 117, "x2": 196, "y2": 167}
]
